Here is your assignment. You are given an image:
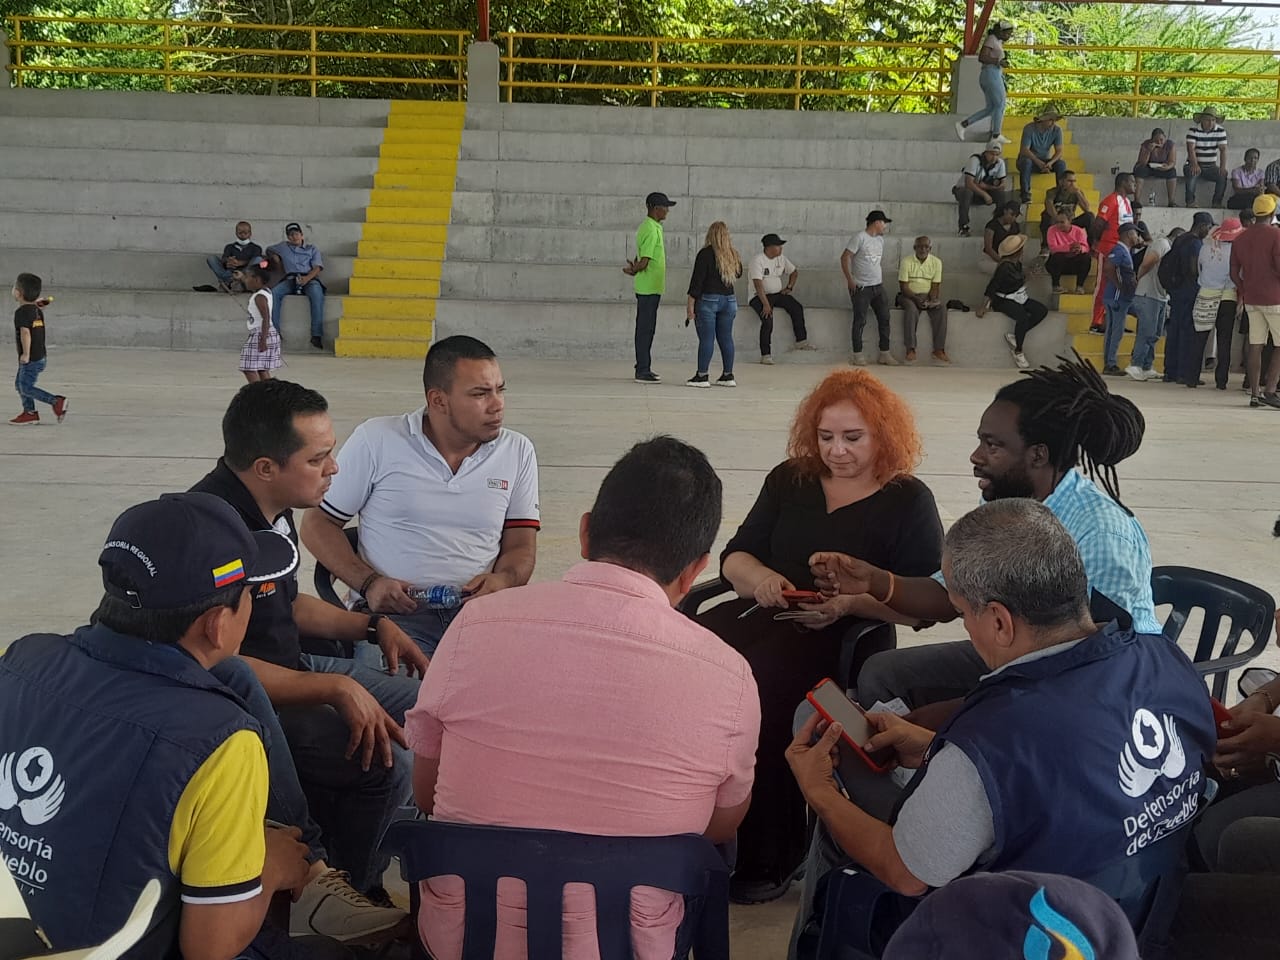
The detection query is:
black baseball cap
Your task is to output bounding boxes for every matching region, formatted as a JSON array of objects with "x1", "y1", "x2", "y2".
[
  {"x1": 883, "y1": 871, "x2": 1139, "y2": 960},
  {"x1": 284, "y1": 222, "x2": 303, "y2": 235},
  {"x1": 866, "y1": 210, "x2": 892, "y2": 224},
  {"x1": 1193, "y1": 211, "x2": 1216, "y2": 228},
  {"x1": 99, "y1": 493, "x2": 299, "y2": 610},
  {"x1": 1118, "y1": 222, "x2": 1139, "y2": 237},
  {"x1": 644, "y1": 192, "x2": 676, "y2": 208},
  {"x1": 761, "y1": 233, "x2": 787, "y2": 247}
]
